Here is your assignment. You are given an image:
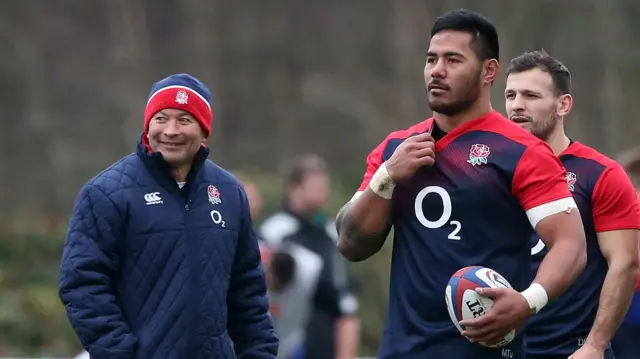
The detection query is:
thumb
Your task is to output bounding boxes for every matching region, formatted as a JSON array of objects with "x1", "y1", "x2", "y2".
[{"x1": 475, "y1": 287, "x2": 503, "y2": 298}]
